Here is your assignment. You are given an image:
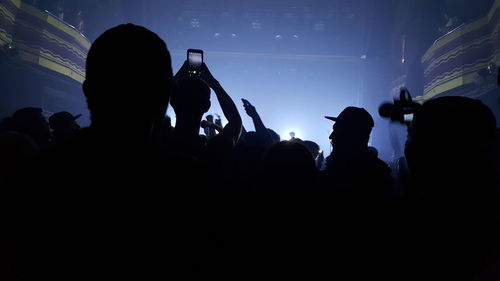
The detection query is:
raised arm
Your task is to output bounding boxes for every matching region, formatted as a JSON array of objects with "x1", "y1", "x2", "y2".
[
  {"x1": 174, "y1": 60, "x2": 189, "y2": 80},
  {"x1": 200, "y1": 63, "x2": 242, "y2": 145},
  {"x1": 242, "y1": 98, "x2": 272, "y2": 146}
]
